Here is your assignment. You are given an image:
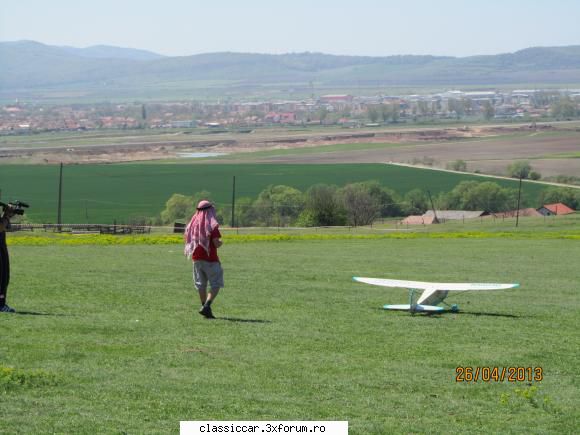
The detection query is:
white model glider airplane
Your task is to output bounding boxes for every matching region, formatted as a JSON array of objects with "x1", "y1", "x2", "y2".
[{"x1": 353, "y1": 277, "x2": 519, "y2": 313}]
